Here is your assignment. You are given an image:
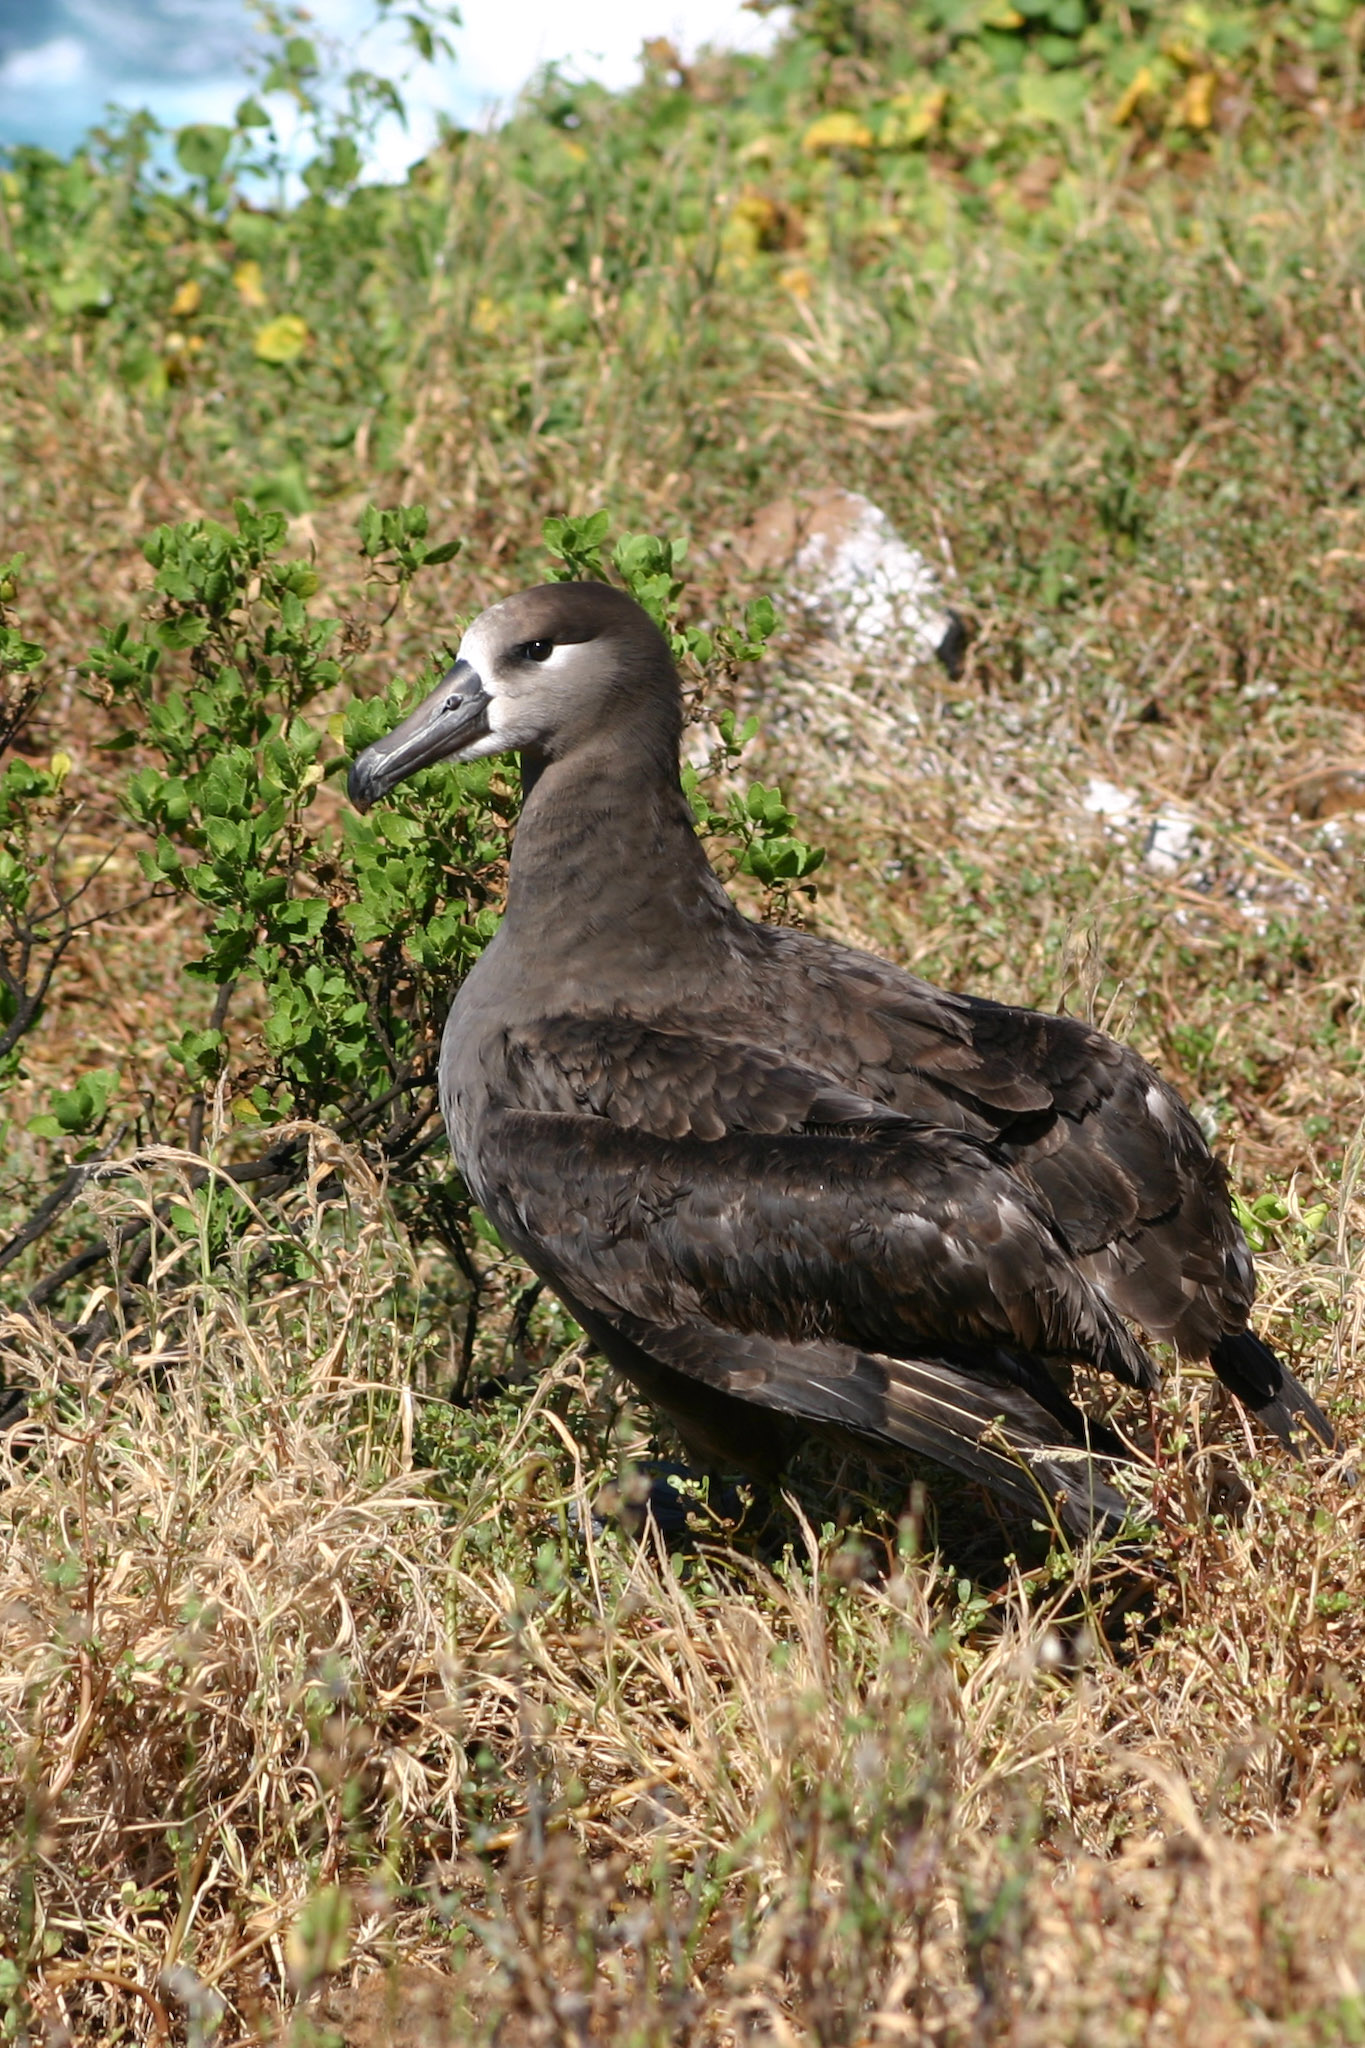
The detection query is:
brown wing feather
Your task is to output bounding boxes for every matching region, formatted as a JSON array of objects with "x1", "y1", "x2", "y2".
[
  {"x1": 479, "y1": 1108, "x2": 1156, "y2": 1389},
  {"x1": 497, "y1": 979, "x2": 1332, "y2": 1452},
  {"x1": 504, "y1": 996, "x2": 1244, "y2": 1347},
  {"x1": 503, "y1": 1015, "x2": 908, "y2": 1141},
  {"x1": 748, "y1": 929, "x2": 1334, "y2": 1451},
  {"x1": 574, "y1": 1304, "x2": 1134, "y2": 1535},
  {"x1": 754, "y1": 929, "x2": 1251, "y2": 1338}
]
